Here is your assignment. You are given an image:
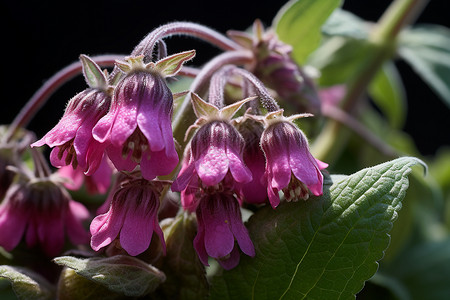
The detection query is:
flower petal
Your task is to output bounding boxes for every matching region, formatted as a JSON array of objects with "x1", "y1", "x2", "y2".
[
  {"x1": 195, "y1": 146, "x2": 229, "y2": 186},
  {"x1": 119, "y1": 191, "x2": 158, "y2": 256},
  {"x1": 201, "y1": 197, "x2": 235, "y2": 259},
  {"x1": 217, "y1": 246, "x2": 240, "y2": 270},
  {"x1": 227, "y1": 148, "x2": 252, "y2": 184},
  {"x1": 0, "y1": 204, "x2": 28, "y2": 251},
  {"x1": 90, "y1": 203, "x2": 127, "y2": 251}
]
